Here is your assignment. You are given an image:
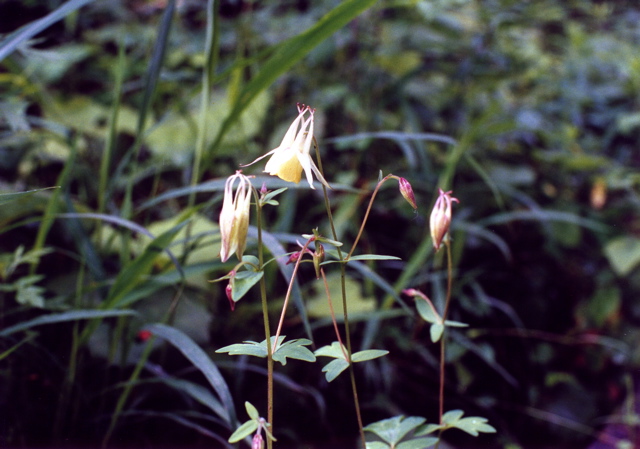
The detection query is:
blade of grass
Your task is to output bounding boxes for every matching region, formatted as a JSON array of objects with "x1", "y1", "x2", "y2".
[
  {"x1": 206, "y1": 0, "x2": 378, "y2": 162},
  {"x1": 145, "y1": 323, "x2": 237, "y2": 426},
  {"x1": 0, "y1": 0, "x2": 97, "y2": 62}
]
